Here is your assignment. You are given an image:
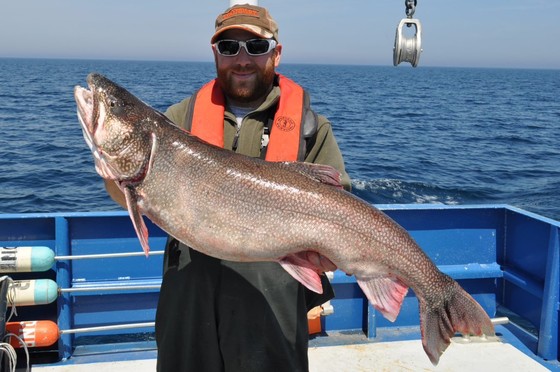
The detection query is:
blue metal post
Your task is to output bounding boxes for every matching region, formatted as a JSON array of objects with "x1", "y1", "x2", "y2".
[
  {"x1": 55, "y1": 217, "x2": 73, "y2": 361},
  {"x1": 537, "y1": 225, "x2": 559, "y2": 360},
  {"x1": 367, "y1": 303, "x2": 377, "y2": 339}
]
